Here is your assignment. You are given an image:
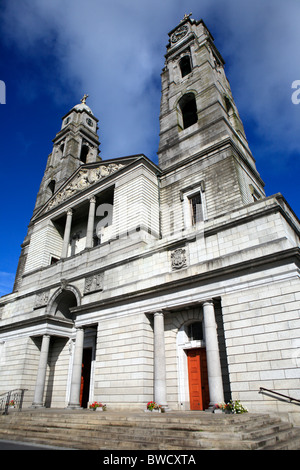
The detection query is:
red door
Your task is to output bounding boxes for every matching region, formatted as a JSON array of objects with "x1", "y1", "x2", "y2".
[{"x1": 187, "y1": 348, "x2": 210, "y2": 410}]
